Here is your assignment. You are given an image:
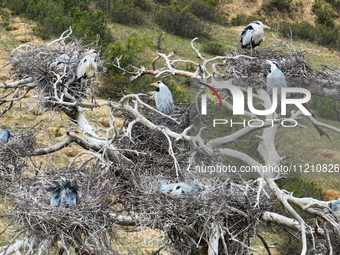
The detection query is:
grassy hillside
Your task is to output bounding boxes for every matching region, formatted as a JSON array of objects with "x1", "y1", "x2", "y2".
[{"x1": 1, "y1": 1, "x2": 340, "y2": 253}]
